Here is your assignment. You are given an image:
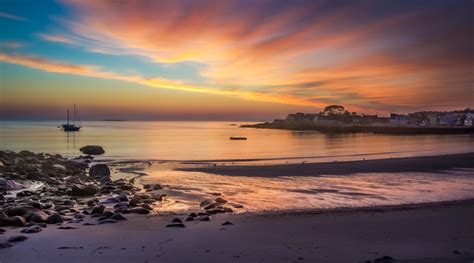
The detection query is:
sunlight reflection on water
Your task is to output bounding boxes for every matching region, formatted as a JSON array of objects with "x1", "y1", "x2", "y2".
[{"x1": 140, "y1": 163, "x2": 474, "y2": 213}]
